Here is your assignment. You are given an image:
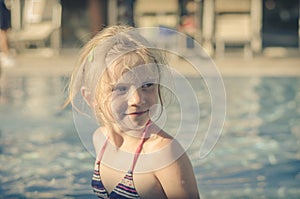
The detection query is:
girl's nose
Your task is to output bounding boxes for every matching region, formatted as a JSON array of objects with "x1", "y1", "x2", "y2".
[{"x1": 128, "y1": 87, "x2": 143, "y2": 106}]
